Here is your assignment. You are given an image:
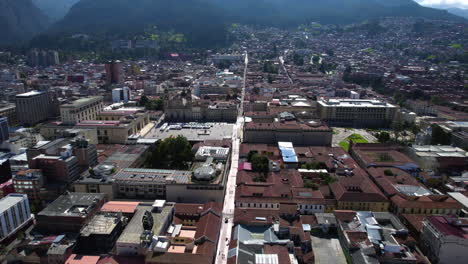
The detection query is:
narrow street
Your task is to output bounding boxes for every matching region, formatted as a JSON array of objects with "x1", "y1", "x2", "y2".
[{"x1": 215, "y1": 53, "x2": 248, "y2": 264}]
